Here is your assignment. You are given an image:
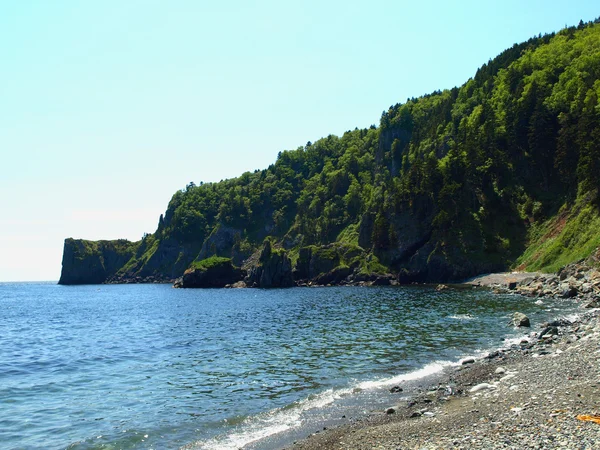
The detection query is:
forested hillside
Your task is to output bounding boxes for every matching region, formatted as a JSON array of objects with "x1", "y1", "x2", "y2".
[{"x1": 59, "y1": 19, "x2": 600, "y2": 285}]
